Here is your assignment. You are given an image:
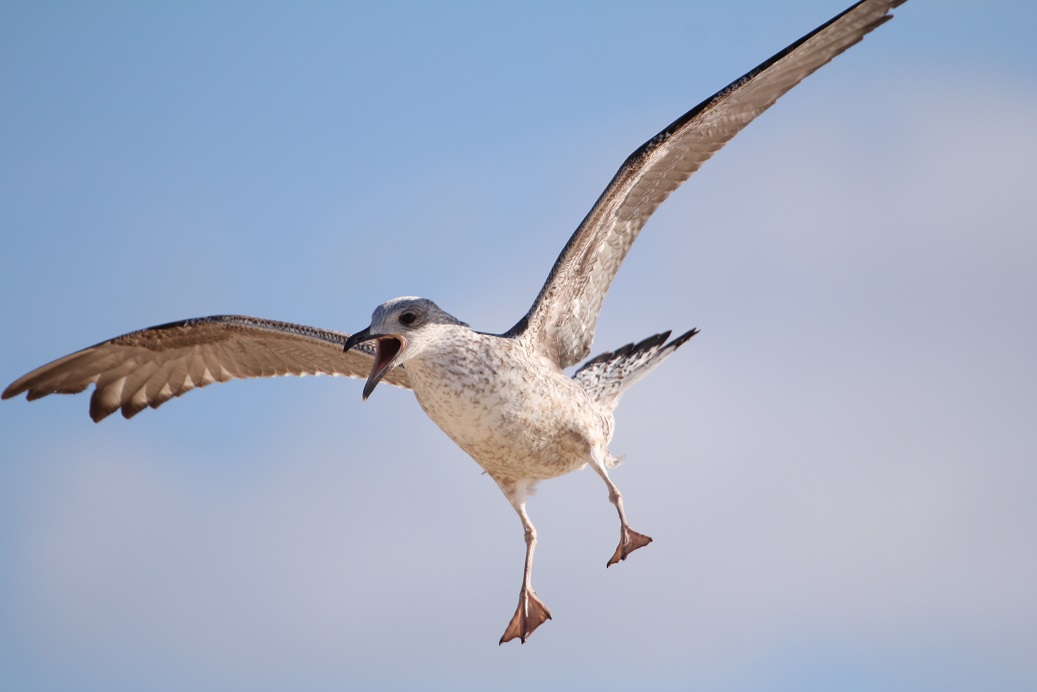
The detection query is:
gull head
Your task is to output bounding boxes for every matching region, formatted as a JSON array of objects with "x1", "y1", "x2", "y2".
[{"x1": 343, "y1": 296, "x2": 467, "y2": 400}]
